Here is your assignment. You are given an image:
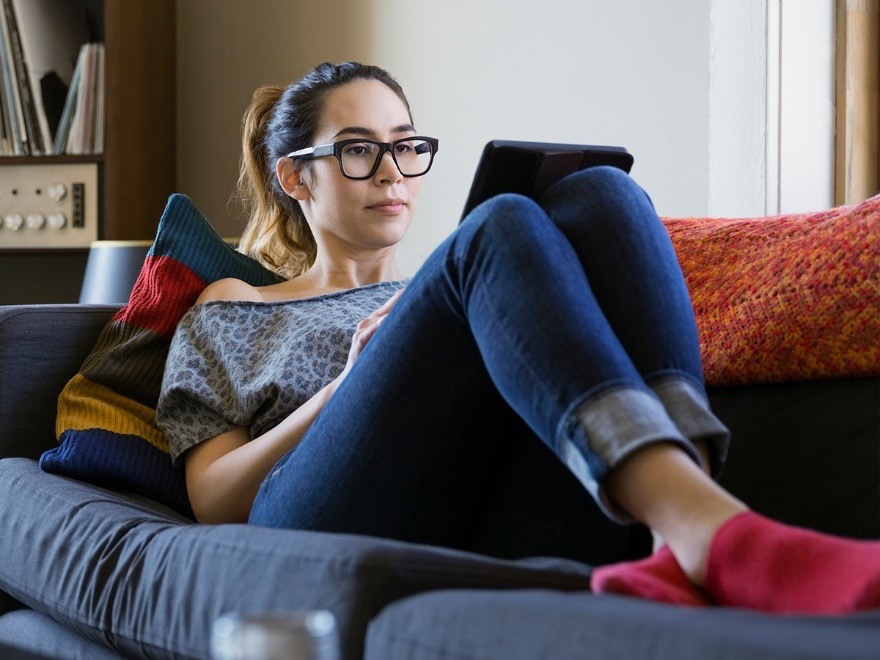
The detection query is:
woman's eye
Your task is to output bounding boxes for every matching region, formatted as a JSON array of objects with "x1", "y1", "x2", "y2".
[
  {"x1": 394, "y1": 142, "x2": 414, "y2": 154},
  {"x1": 344, "y1": 143, "x2": 375, "y2": 158}
]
